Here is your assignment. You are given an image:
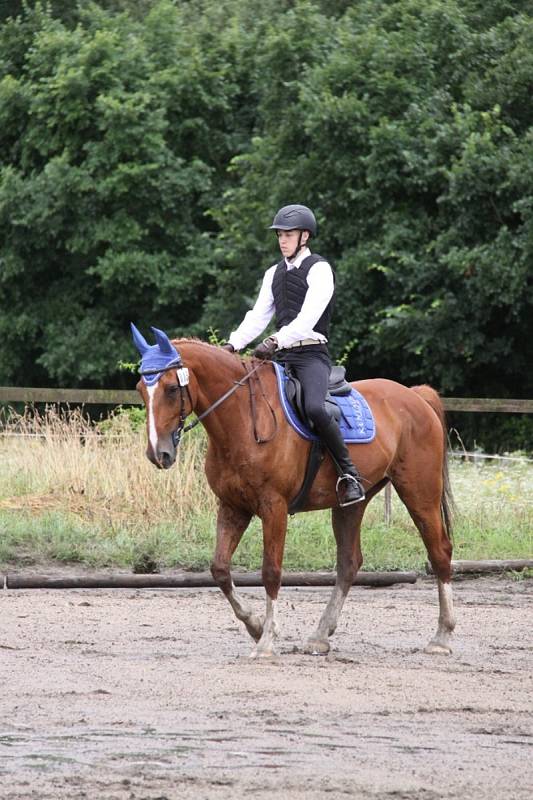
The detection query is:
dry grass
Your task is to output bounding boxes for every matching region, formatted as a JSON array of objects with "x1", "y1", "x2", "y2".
[
  {"x1": 0, "y1": 406, "x2": 216, "y2": 526},
  {"x1": 0, "y1": 406, "x2": 219, "y2": 569}
]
